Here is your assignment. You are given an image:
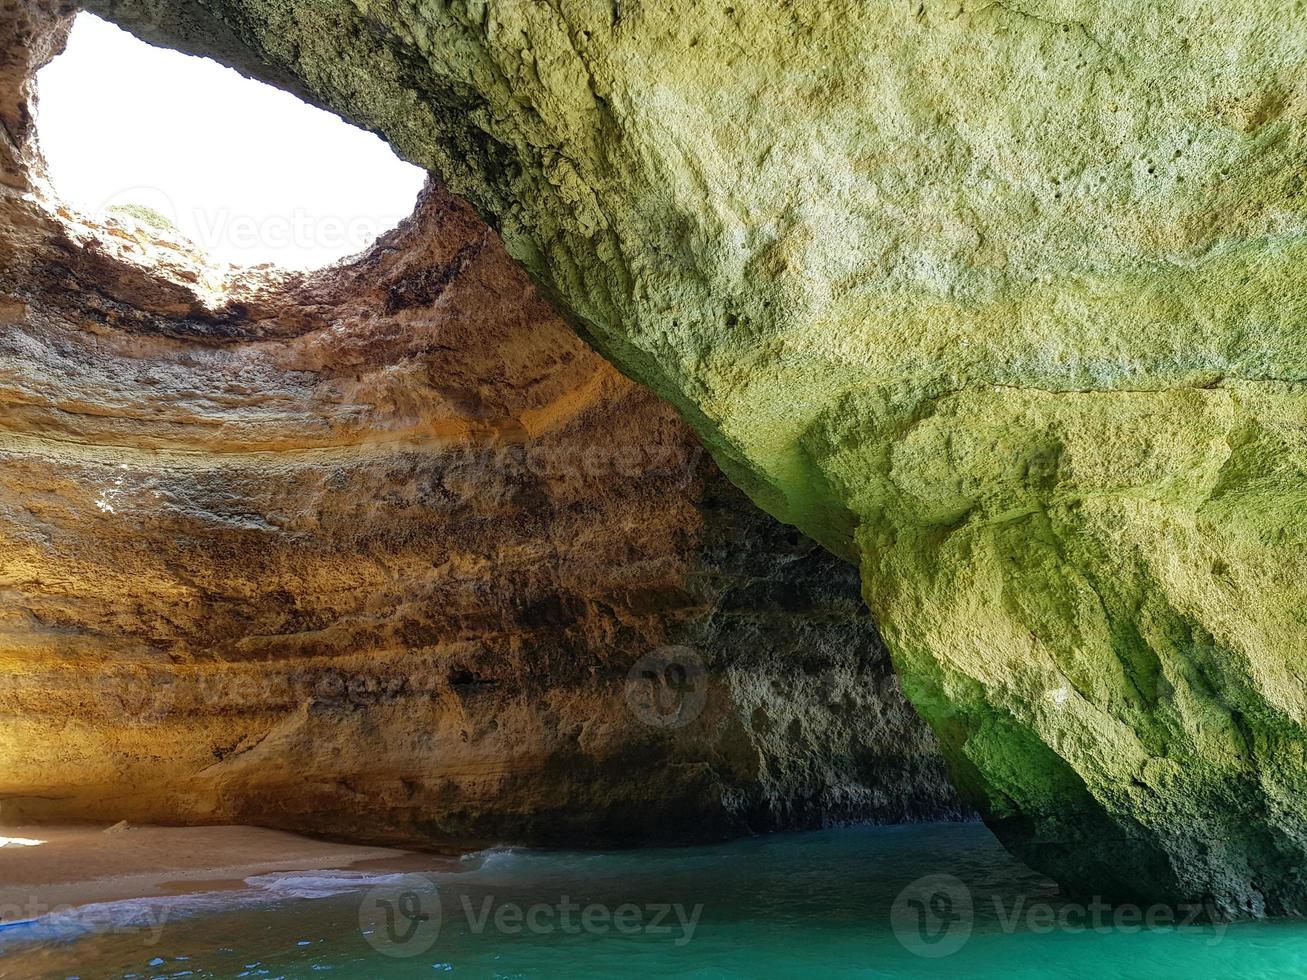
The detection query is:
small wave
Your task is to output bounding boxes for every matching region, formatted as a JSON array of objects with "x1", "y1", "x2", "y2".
[
  {"x1": 460, "y1": 844, "x2": 523, "y2": 872},
  {"x1": 244, "y1": 871, "x2": 420, "y2": 899},
  {"x1": 0, "y1": 871, "x2": 431, "y2": 946},
  {"x1": 0, "y1": 849, "x2": 511, "y2": 946},
  {"x1": 0, "y1": 890, "x2": 264, "y2": 945}
]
